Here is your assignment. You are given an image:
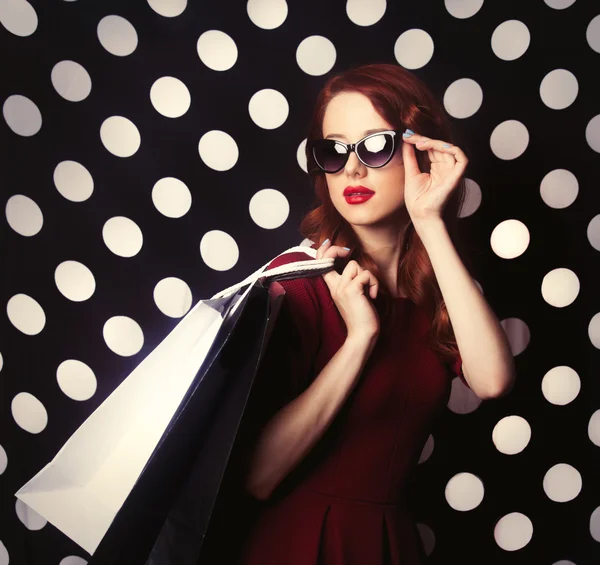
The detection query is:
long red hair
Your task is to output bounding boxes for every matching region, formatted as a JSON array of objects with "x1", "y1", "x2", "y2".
[{"x1": 299, "y1": 62, "x2": 475, "y2": 362}]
